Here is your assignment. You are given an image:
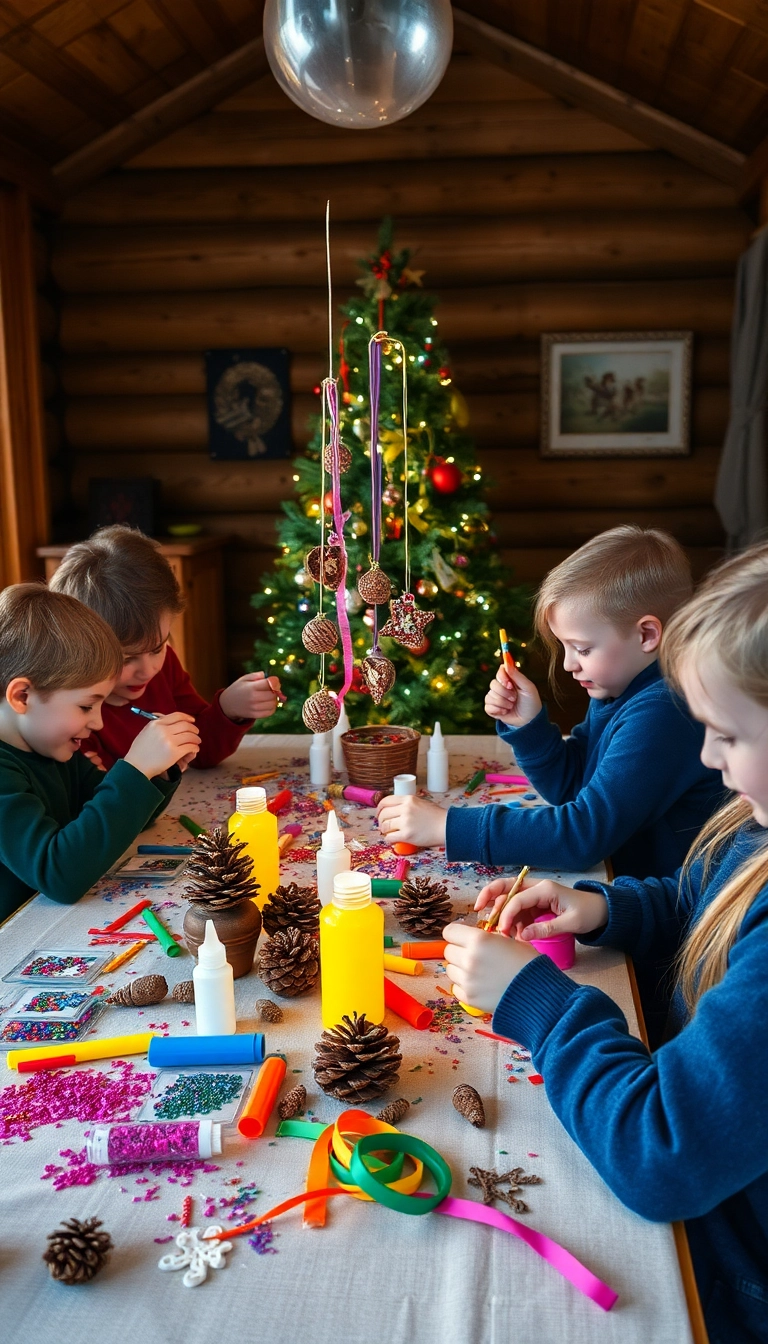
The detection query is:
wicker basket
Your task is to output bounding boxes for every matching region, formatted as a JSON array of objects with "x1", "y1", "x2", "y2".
[{"x1": 341, "y1": 726, "x2": 420, "y2": 792}]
